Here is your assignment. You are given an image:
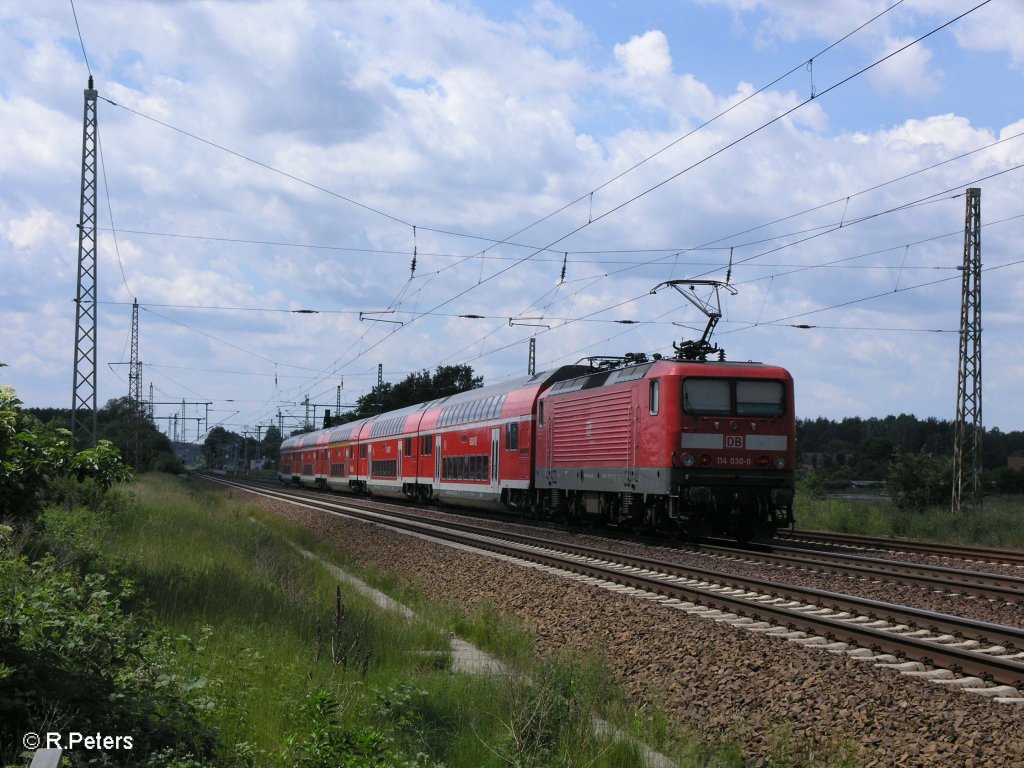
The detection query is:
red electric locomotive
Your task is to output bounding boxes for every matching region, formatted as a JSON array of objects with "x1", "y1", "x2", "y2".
[{"x1": 533, "y1": 356, "x2": 795, "y2": 539}]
